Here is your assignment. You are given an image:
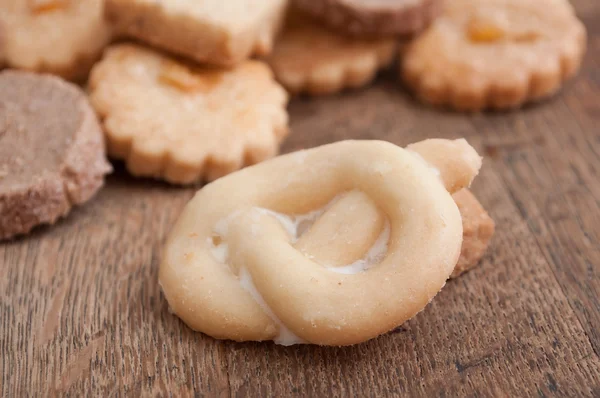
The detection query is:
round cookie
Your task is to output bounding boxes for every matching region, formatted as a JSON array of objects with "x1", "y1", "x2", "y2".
[
  {"x1": 0, "y1": 71, "x2": 112, "y2": 240},
  {"x1": 89, "y1": 44, "x2": 289, "y2": 184},
  {"x1": 401, "y1": 0, "x2": 587, "y2": 111},
  {"x1": 265, "y1": 12, "x2": 396, "y2": 95},
  {"x1": 0, "y1": 0, "x2": 111, "y2": 81},
  {"x1": 293, "y1": 0, "x2": 442, "y2": 37}
]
